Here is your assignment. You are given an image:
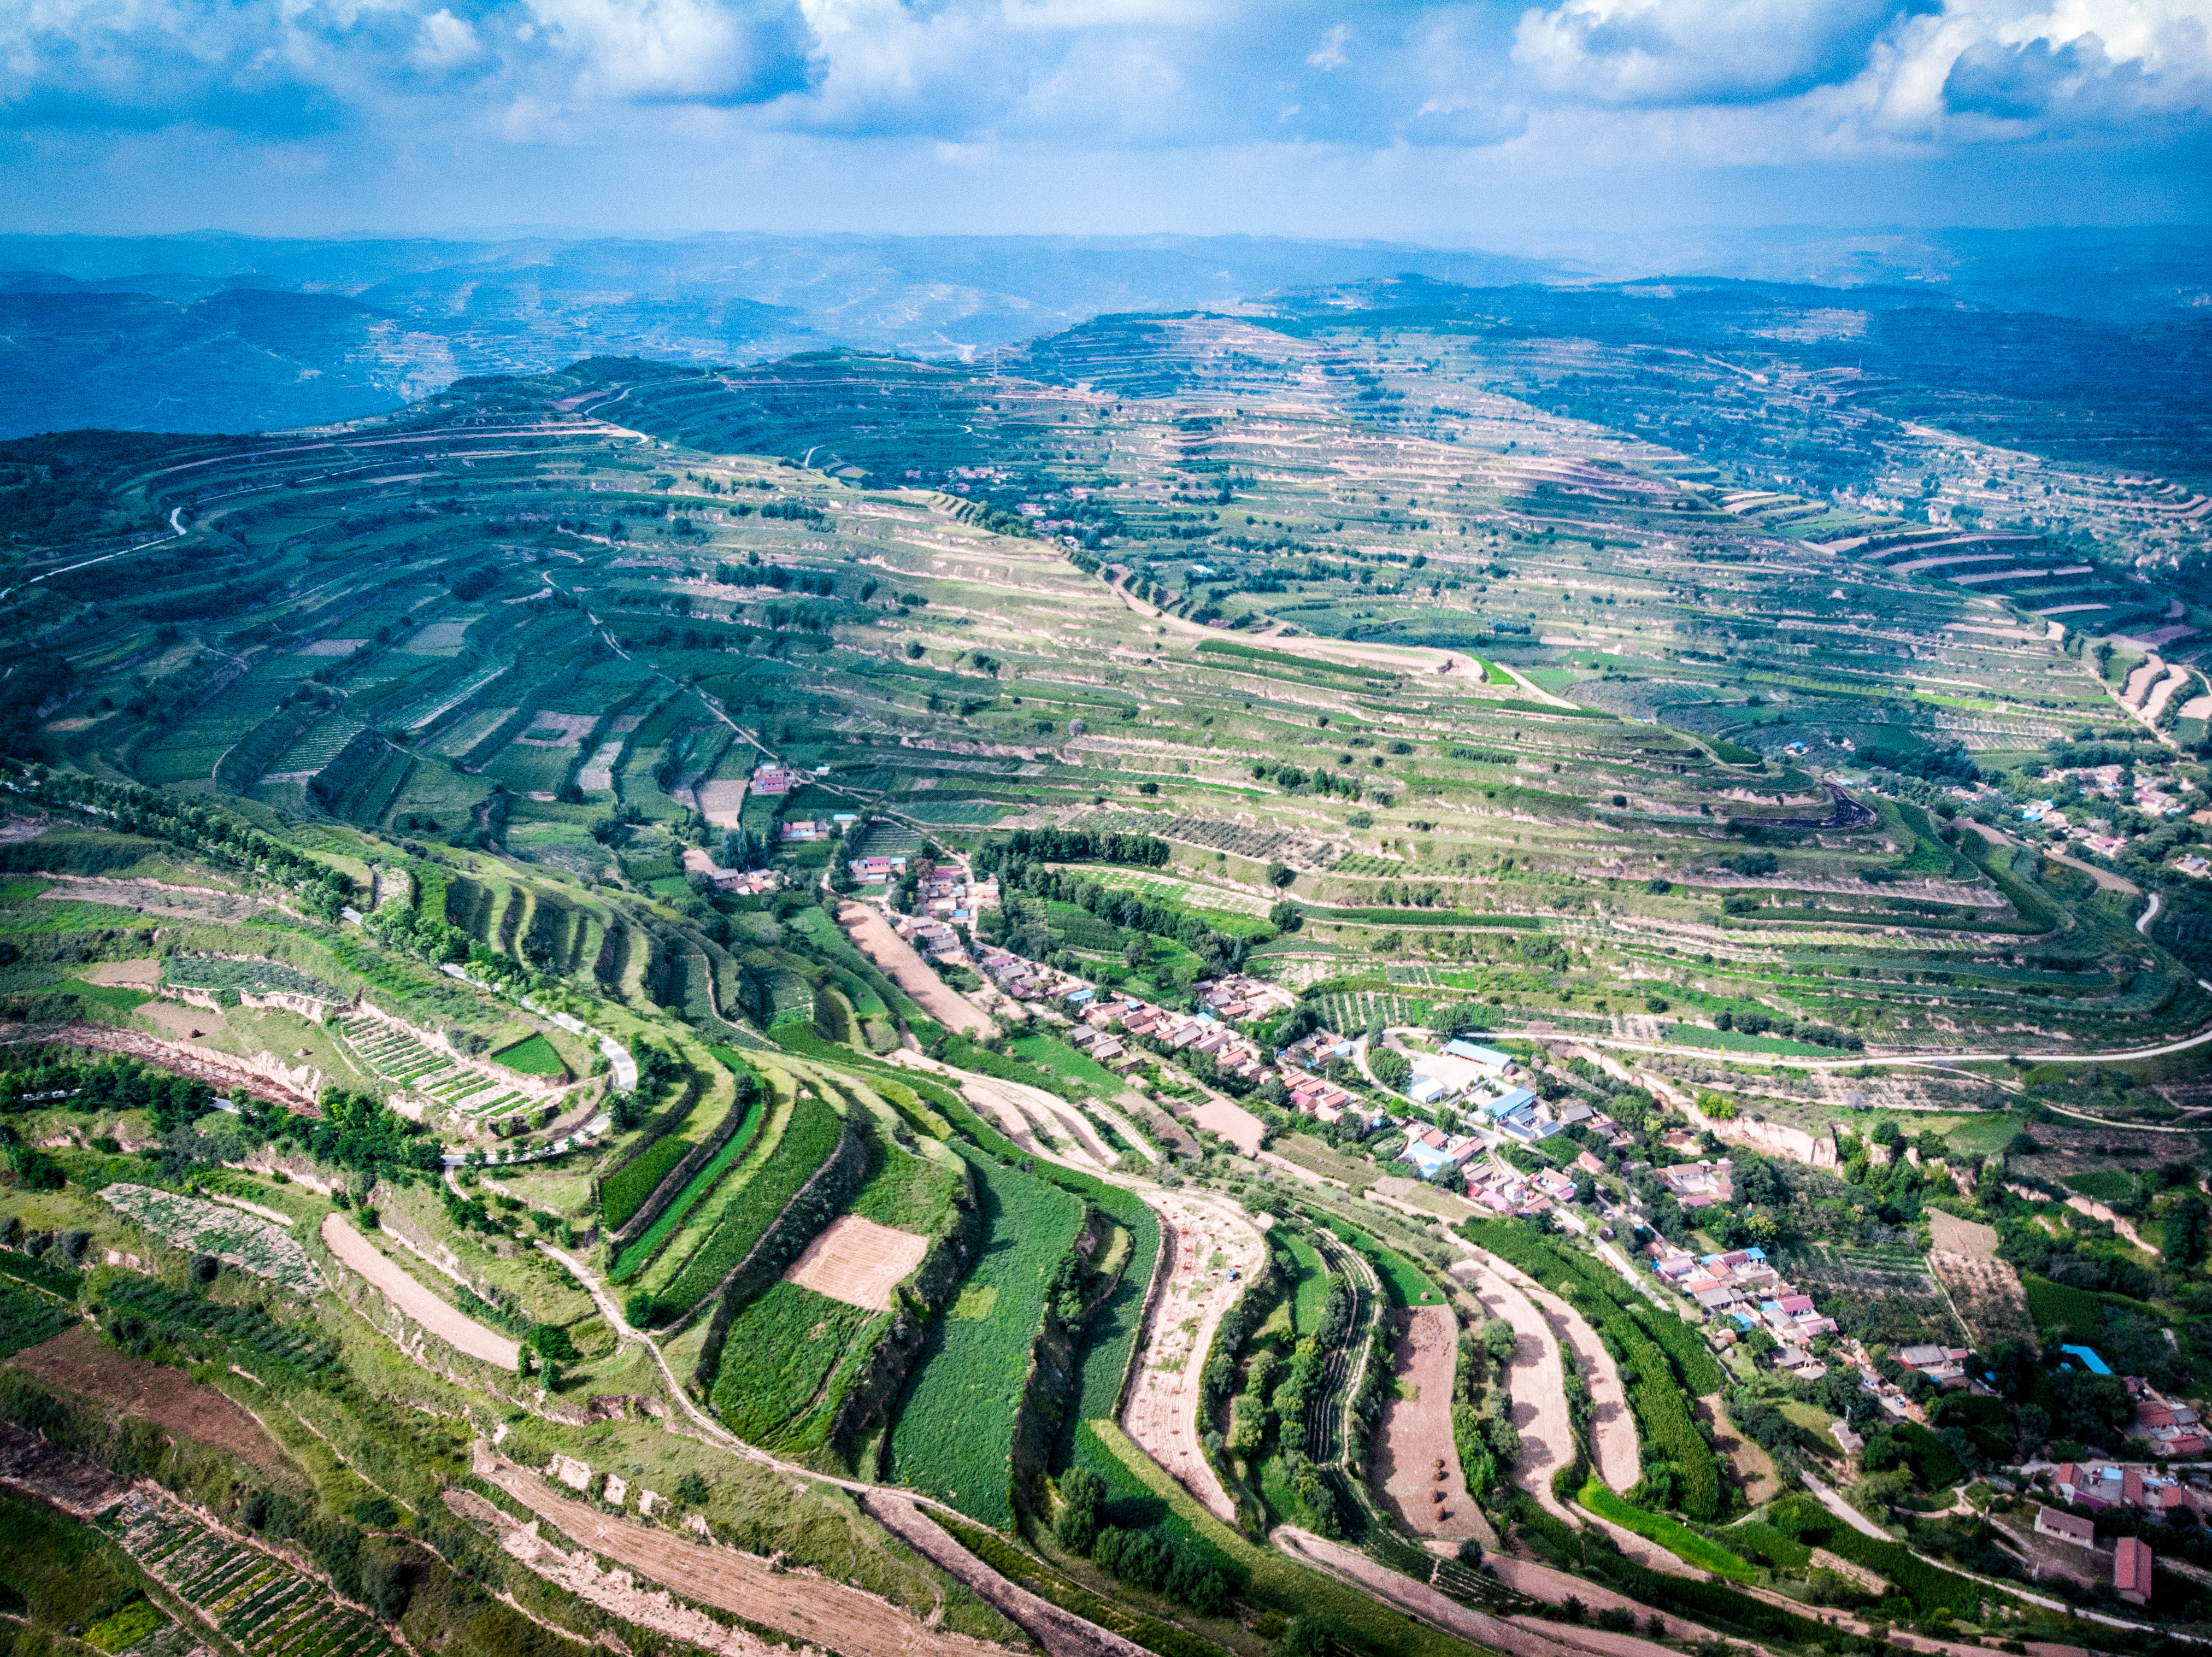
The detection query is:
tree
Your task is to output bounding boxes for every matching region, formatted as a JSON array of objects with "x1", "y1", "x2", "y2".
[
  {"x1": 674, "y1": 1470, "x2": 711, "y2": 1507},
  {"x1": 1268, "y1": 898, "x2": 1303, "y2": 932},
  {"x1": 1055, "y1": 1467, "x2": 1104, "y2": 1554},
  {"x1": 625, "y1": 1289, "x2": 661, "y2": 1328},
  {"x1": 1370, "y1": 1047, "x2": 1413, "y2": 1091},
  {"x1": 1482, "y1": 1317, "x2": 1516, "y2": 1369}
]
